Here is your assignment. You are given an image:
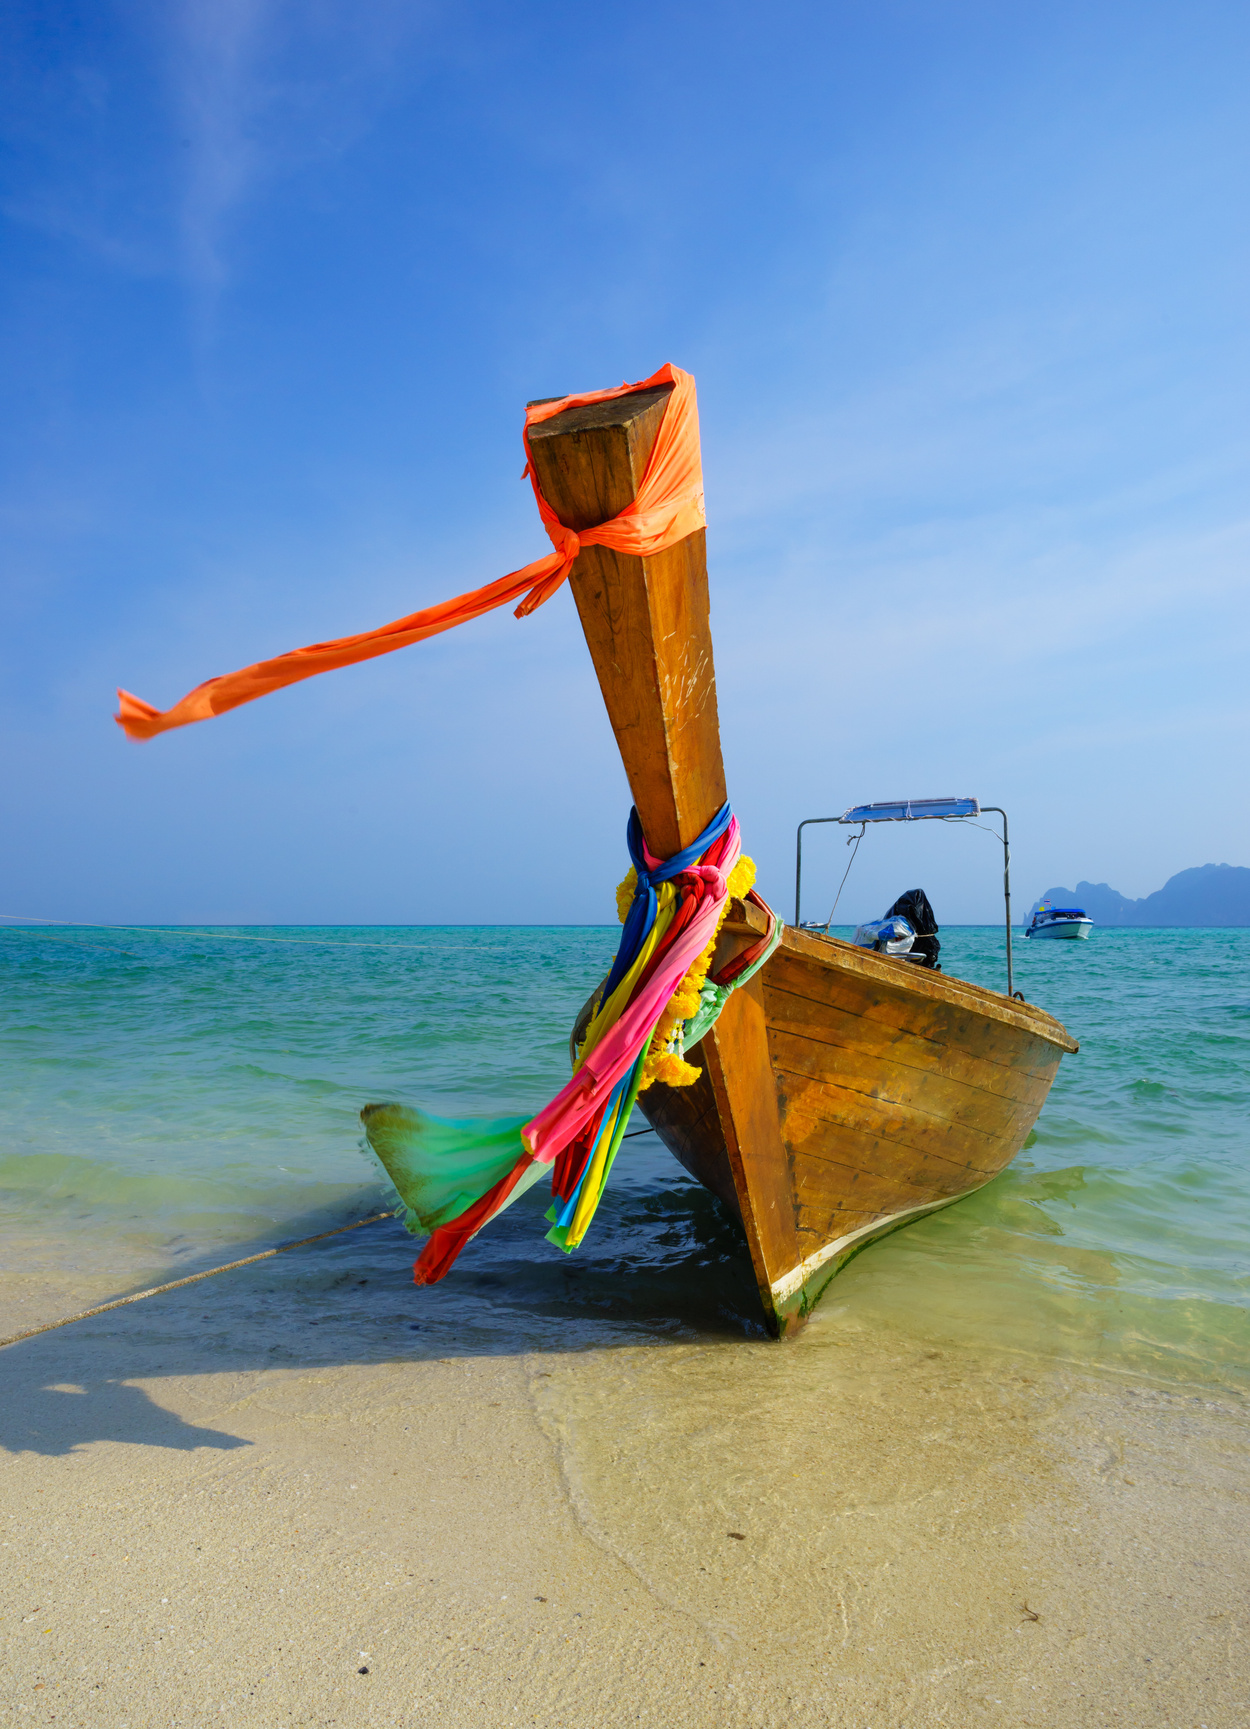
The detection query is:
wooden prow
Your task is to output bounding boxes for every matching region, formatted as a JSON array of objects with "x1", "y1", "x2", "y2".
[
  {"x1": 526, "y1": 385, "x2": 722, "y2": 855},
  {"x1": 527, "y1": 385, "x2": 805, "y2": 1336}
]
